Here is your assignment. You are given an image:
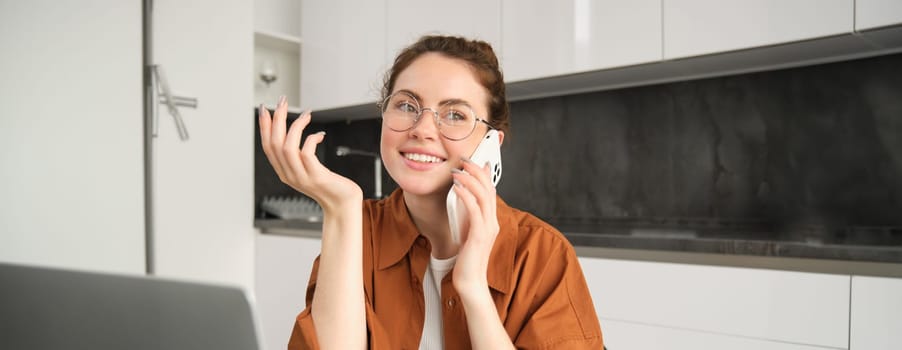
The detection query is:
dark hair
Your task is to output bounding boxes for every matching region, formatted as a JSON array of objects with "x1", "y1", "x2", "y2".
[{"x1": 381, "y1": 35, "x2": 510, "y2": 135}]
